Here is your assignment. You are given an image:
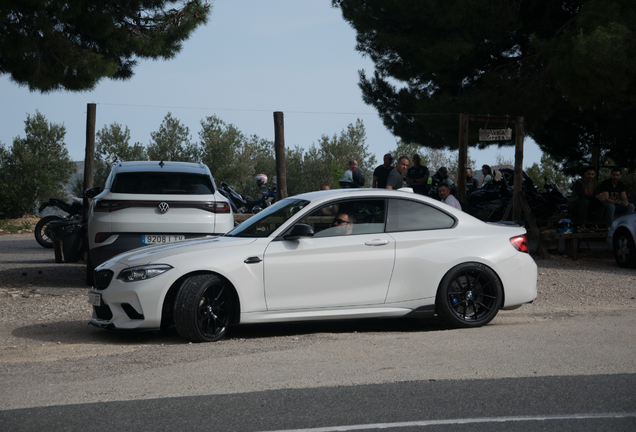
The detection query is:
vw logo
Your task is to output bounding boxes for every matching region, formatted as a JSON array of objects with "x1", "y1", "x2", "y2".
[{"x1": 158, "y1": 202, "x2": 170, "y2": 214}]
